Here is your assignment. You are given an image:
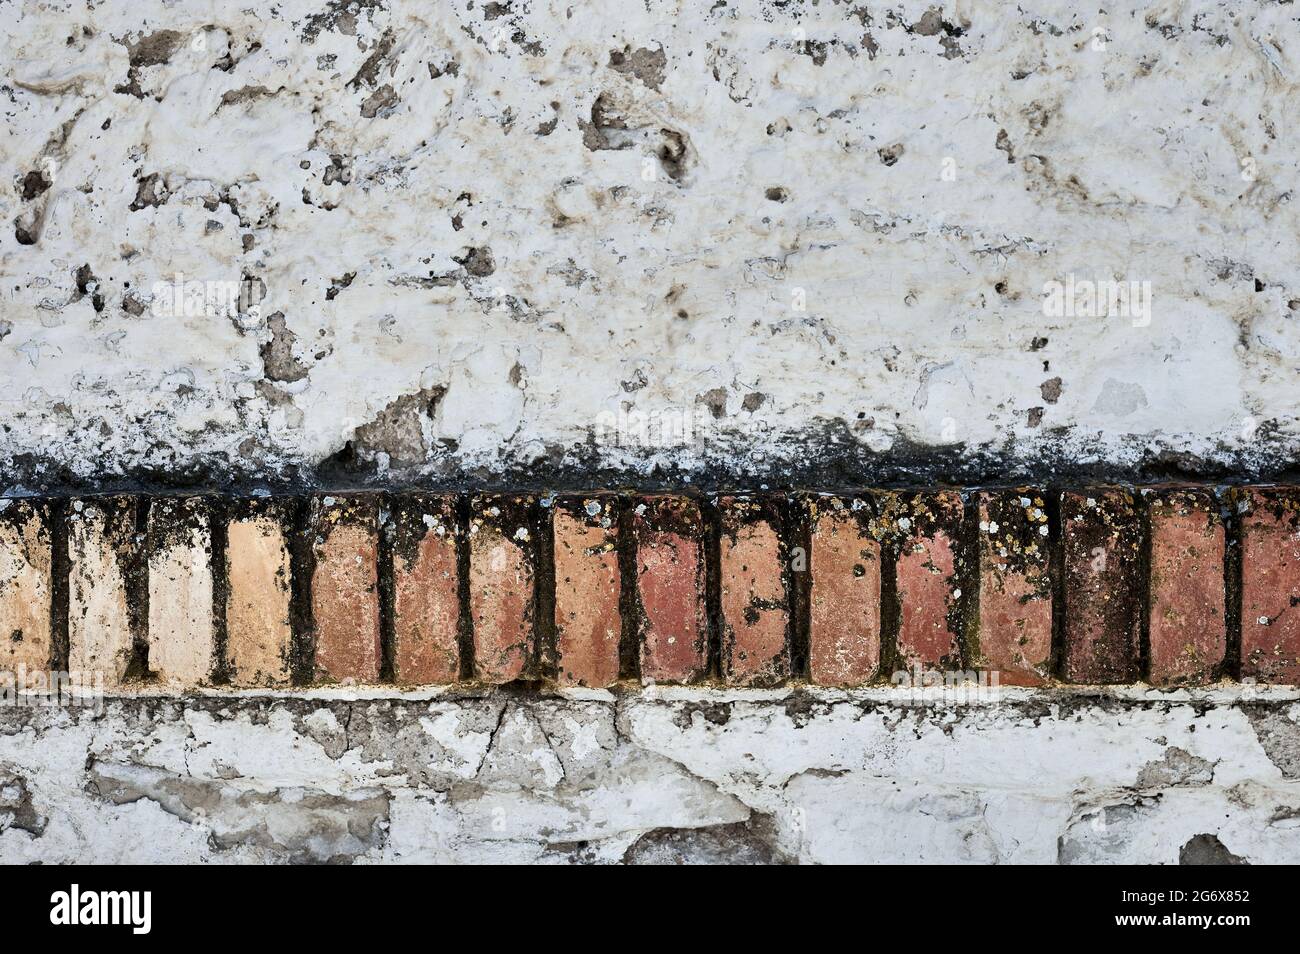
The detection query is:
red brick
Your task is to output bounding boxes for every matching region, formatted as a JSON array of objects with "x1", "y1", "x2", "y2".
[
  {"x1": 553, "y1": 496, "x2": 621, "y2": 688},
  {"x1": 1148, "y1": 489, "x2": 1226, "y2": 686},
  {"x1": 390, "y1": 495, "x2": 460, "y2": 686},
  {"x1": 469, "y1": 495, "x2": 536, "y2": 683},
  {"x1": 975, "y1": 490, "x2": 1052, "y2": 686},
  {"x1": 719, "y1": 496, "x2": 789, "y2": 687},
  {"x1": 808, "y1": 497, "x2": 880, "y2": 686},
  {"x1": 310, "y1": 496, "x2": 381, "y2": 684},
  {"x1": 633, "y1": 496, "x2": 708, "y2": 684},
  {"x1": 1240, "y1": 488, "x2": 1300, "y2": 684},
  {"x1": 0, "y1": 499, "x2": 53, "y2": 687},
  {"x1": 1060, "y1": 489, "x2": 1141, "y2": 683},
  {"x1": 225, "y1": 498, "x2": 294, "y2": 688},
  {"x1": 888, "y1": 492, "x2": 964, "y2": 670}
]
